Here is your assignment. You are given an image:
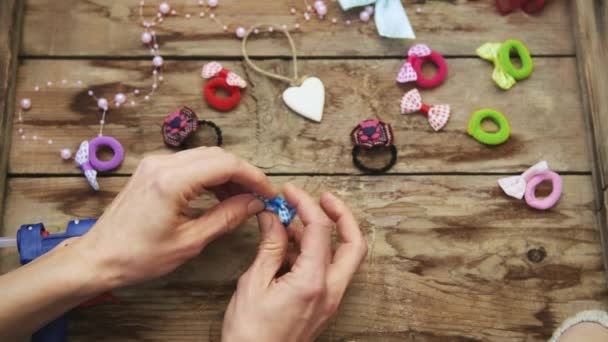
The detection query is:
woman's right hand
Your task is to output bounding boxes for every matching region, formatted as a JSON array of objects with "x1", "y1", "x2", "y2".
[{"x1": 222, "y1": 184, "x2": 368, "y2": 342}]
